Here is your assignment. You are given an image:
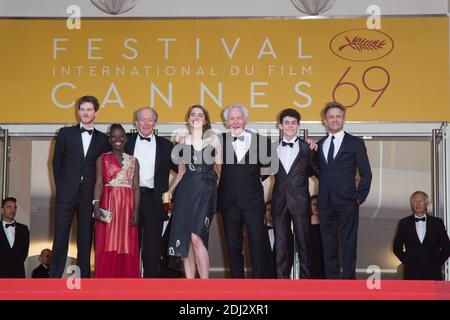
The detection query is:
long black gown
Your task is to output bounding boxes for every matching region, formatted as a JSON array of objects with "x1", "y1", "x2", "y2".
[{"x1": 168, "y1": 143, "x2": 217, "y2": 258}]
